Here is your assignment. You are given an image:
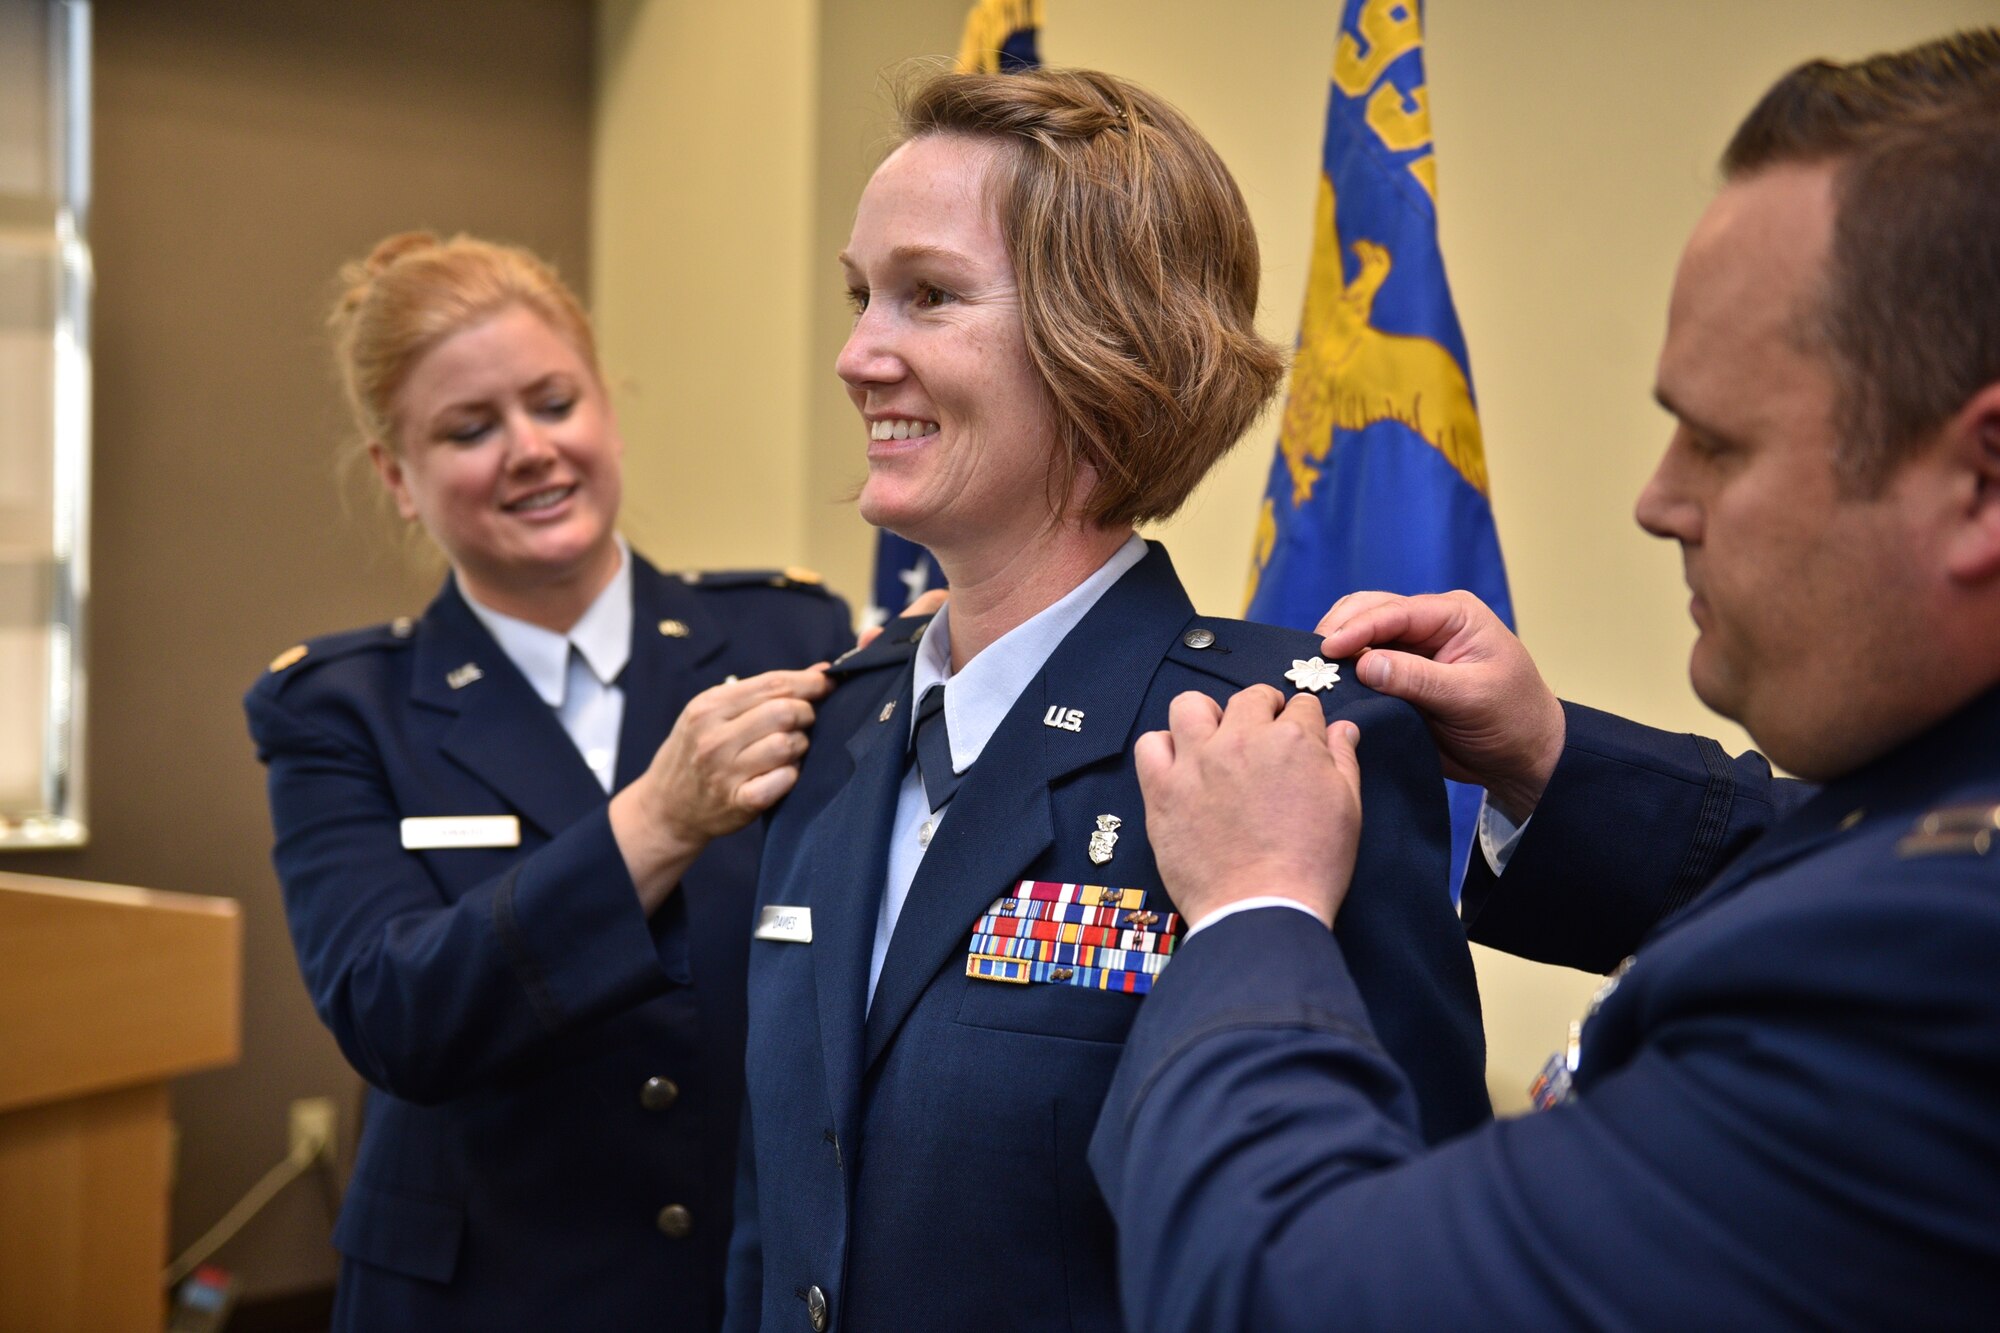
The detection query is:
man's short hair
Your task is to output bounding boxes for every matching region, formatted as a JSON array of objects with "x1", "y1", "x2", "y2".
[
  {"x1": 896, "y1": 68, "x2": 1285, "y2": 528},
  {"x1": 1724, "y1": 30, "x2": 2000, "y2": 489}
]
